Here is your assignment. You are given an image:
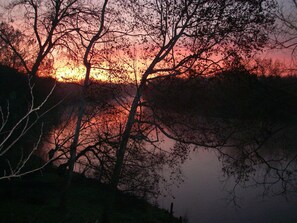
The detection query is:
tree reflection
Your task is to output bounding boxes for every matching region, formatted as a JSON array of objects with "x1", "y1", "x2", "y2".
[
  {"x1": 215, "y1": 122, "x2": 297, "y2": 206},
  {"x1": 42, "y1": 66, "x2": 297, "y2": 210},
  {"x1": 42, "y1": 97, "x2": 185, "y2": 199}
]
